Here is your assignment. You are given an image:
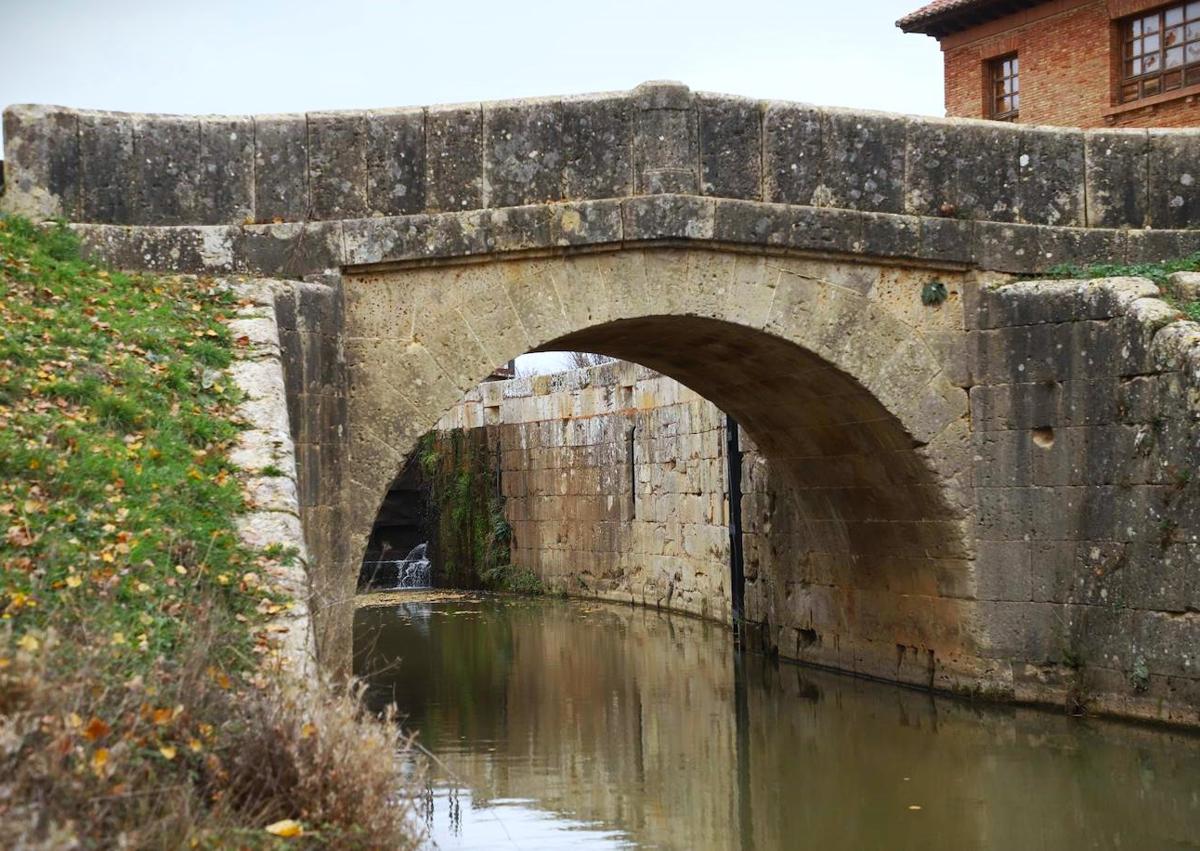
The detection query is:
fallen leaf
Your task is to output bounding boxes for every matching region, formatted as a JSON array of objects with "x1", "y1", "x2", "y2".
[
  {"x1": 83, "y1": 717, "x2": 110, "y2": 741},
  {"x1": 159, "y1": 745, "x2": 177, "y2": 760},
  {"x1": 6, "y1": 526, "x2": 36, "y2": 548},
  {"x1": 265, "y1": 819, "x2": 303, "y2": 838}
]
